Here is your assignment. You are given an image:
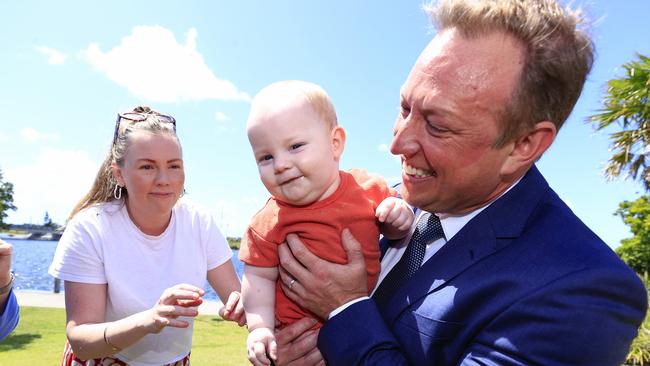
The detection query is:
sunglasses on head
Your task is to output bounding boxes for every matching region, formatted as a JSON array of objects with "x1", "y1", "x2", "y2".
[{"x1": 112, "y1": 111, "x2": 176, "y2": 144}]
